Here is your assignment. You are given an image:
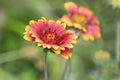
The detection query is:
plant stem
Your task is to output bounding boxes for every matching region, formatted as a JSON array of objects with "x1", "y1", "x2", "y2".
[
  {"x1": 116, "y1": 22, "x2": 120, "y2": 63},
  {"x1": 66, "y1": 59, "x2": 71, "y2": 80},
  {"x1": 44, "y1": 49, "x2": 48, "y2": 80},
  {"x1": 61, "y1": 58, "x2": 70, "y2": 80}
]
